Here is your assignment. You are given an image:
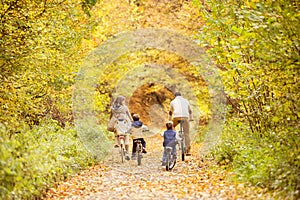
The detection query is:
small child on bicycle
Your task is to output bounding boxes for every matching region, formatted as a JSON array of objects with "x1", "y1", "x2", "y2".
[
  {"x1": 129, "y1": 114, "x2": 148, "y2": 159},
  {"x1": 161, "y1": 121, "x2": 177, "y2": 166}
]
